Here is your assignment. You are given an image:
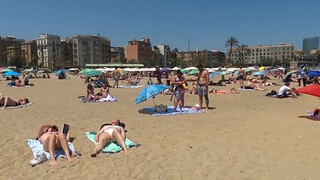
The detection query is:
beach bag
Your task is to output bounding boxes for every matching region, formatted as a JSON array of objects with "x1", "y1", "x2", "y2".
[{"x1": 155, "y1": 104, "x2": 167, "y2": 113}]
